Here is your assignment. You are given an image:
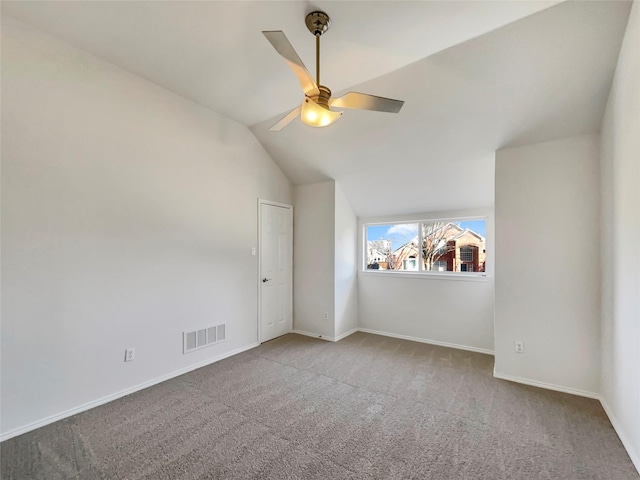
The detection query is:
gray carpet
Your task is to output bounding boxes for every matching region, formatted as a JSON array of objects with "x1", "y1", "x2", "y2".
[{"x1": 1, "y1": 332, "x2": 638, "y2": 479}]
